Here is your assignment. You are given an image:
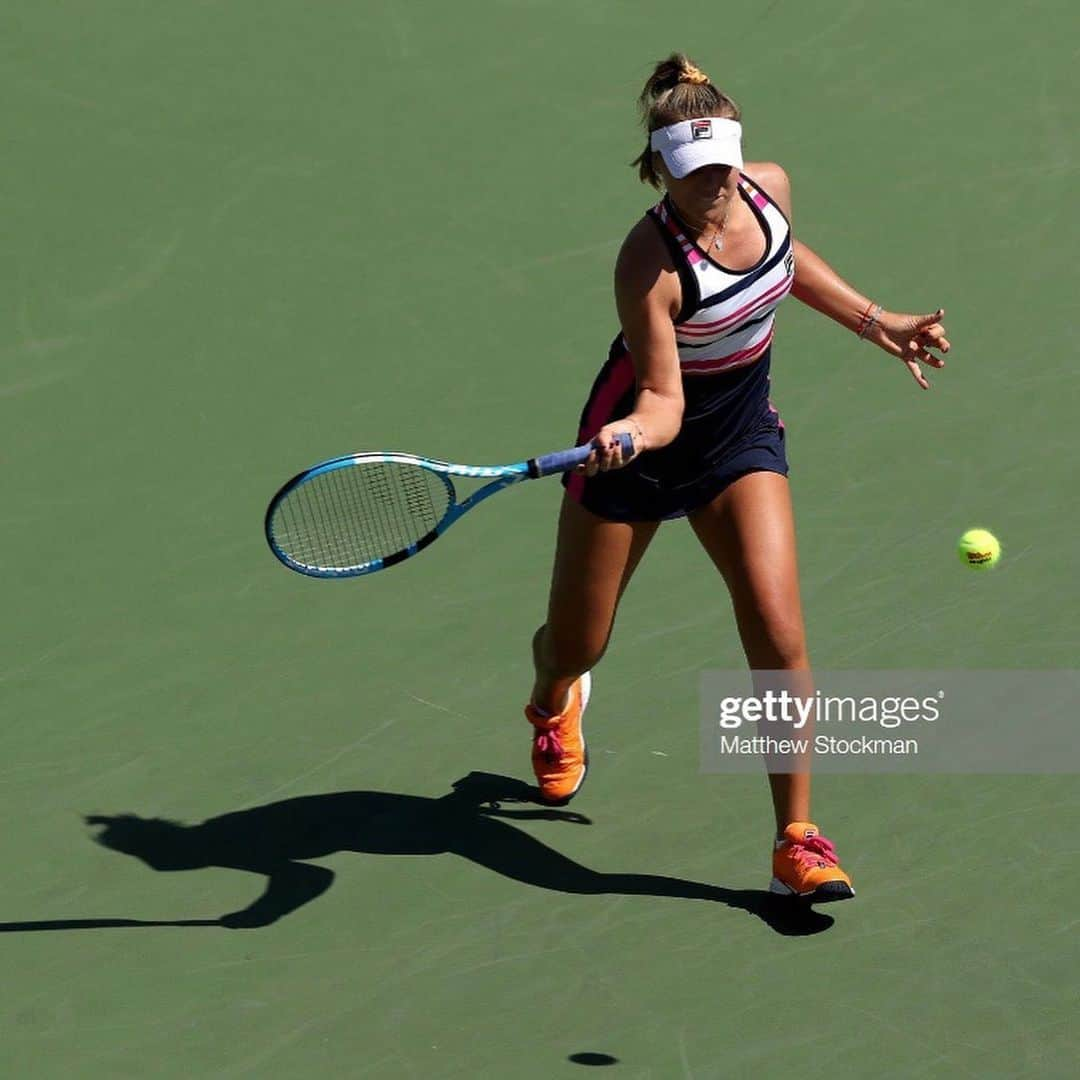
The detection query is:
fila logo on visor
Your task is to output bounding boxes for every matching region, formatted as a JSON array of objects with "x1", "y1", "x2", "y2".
[{"x1": 690, "y1": 119, "x2": 712, "y2": 140}]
